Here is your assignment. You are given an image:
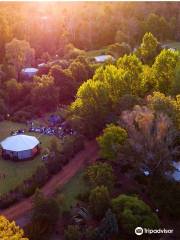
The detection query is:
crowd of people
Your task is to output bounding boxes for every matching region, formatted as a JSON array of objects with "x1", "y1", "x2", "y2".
[
  {"x1": 28, "y1": 124, "x2": 76, "y2": 138},
  {"x1": 10, "y1": 115, "x2": 77, "y2": 139}
]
